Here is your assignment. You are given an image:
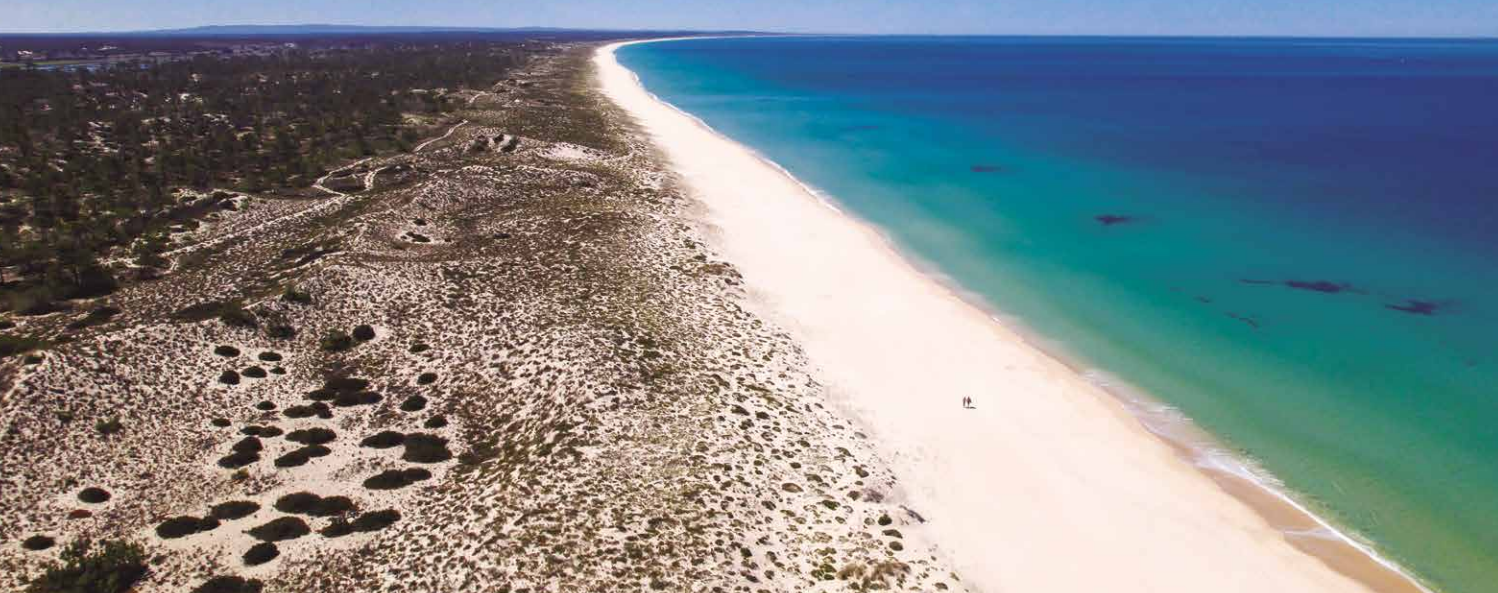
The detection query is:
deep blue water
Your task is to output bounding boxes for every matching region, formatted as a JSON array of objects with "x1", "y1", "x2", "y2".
[{"x1": 619, "y1": 36, "x2": 1498, "y2": 592}]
